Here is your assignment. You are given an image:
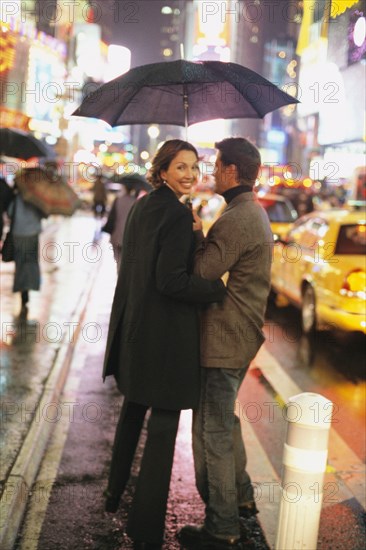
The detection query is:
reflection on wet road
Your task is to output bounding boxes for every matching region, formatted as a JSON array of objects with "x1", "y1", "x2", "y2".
[{"x1": 262, "y1": 300, "x2": 366, "y2": 461}]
